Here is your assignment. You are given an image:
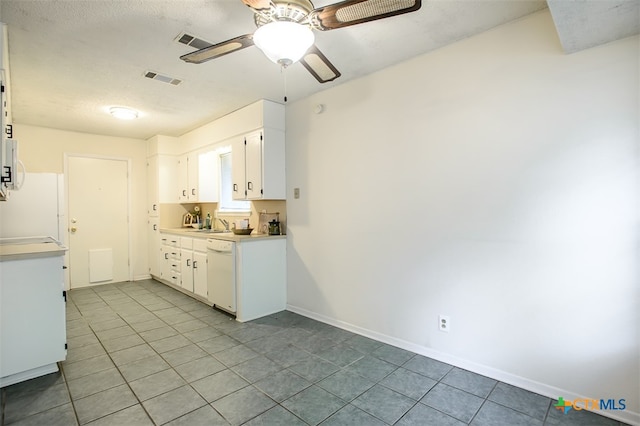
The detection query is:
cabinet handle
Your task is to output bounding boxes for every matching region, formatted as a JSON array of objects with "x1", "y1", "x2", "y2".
[
  {"x1": 182, "y1": 190, "x2": 186, "y2": 196},
  {"x1": 164, "y1": 253, "x2": 168, "y2": 259},
  {"x1": 193, "y1": 261, "x2": 197, "y2": 269},
  {"x1": 233, "y1": 183, "x2": 238, "y2": 192},
  {"x1": 187, "y1": 259, "x2": 191, "y2": 267},
  {"x1": 153, "y1": 204, "x2": 157, "y2": 211},
  {"x1": 192, "y1": 188, "x2": 196, "y2": 196},
  {"x1": 247, "y1": 181, "x2": 253, "y2": 191},
  {"x1": 153, "y1": 224, "x2": 157, "y2": 231}
]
